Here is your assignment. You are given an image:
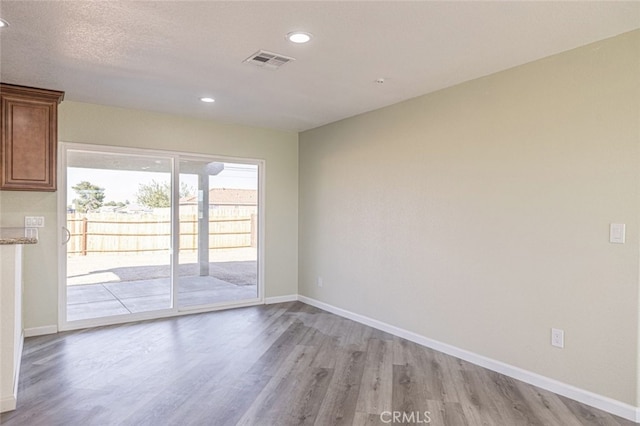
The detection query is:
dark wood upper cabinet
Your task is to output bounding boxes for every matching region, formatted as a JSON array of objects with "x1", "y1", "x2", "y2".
[{"x1": 1, "y1": 83, "x2": 64, "y2": 191}]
